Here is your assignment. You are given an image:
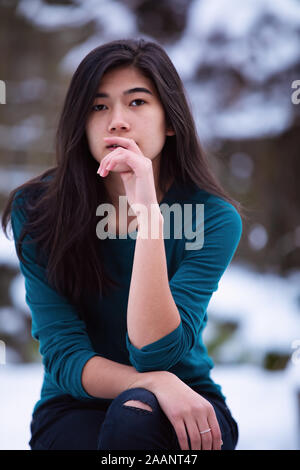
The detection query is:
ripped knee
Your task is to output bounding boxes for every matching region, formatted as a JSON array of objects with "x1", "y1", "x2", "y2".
[{"x1": 123, "y1": 400, "x2": 153, "y2": 412}]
